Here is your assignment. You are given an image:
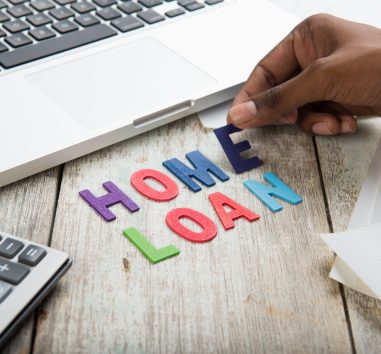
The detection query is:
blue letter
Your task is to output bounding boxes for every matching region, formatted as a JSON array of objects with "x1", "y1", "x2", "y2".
[
  {"x1": 243, "y1": 172, "x2": 302, "y2": 212},
  {"x1": 163, "y1": 150, "x2": 229, "y2": 192},
  {"x1": 214, "y1": 124, "x2": 262, "y2": 174}
]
